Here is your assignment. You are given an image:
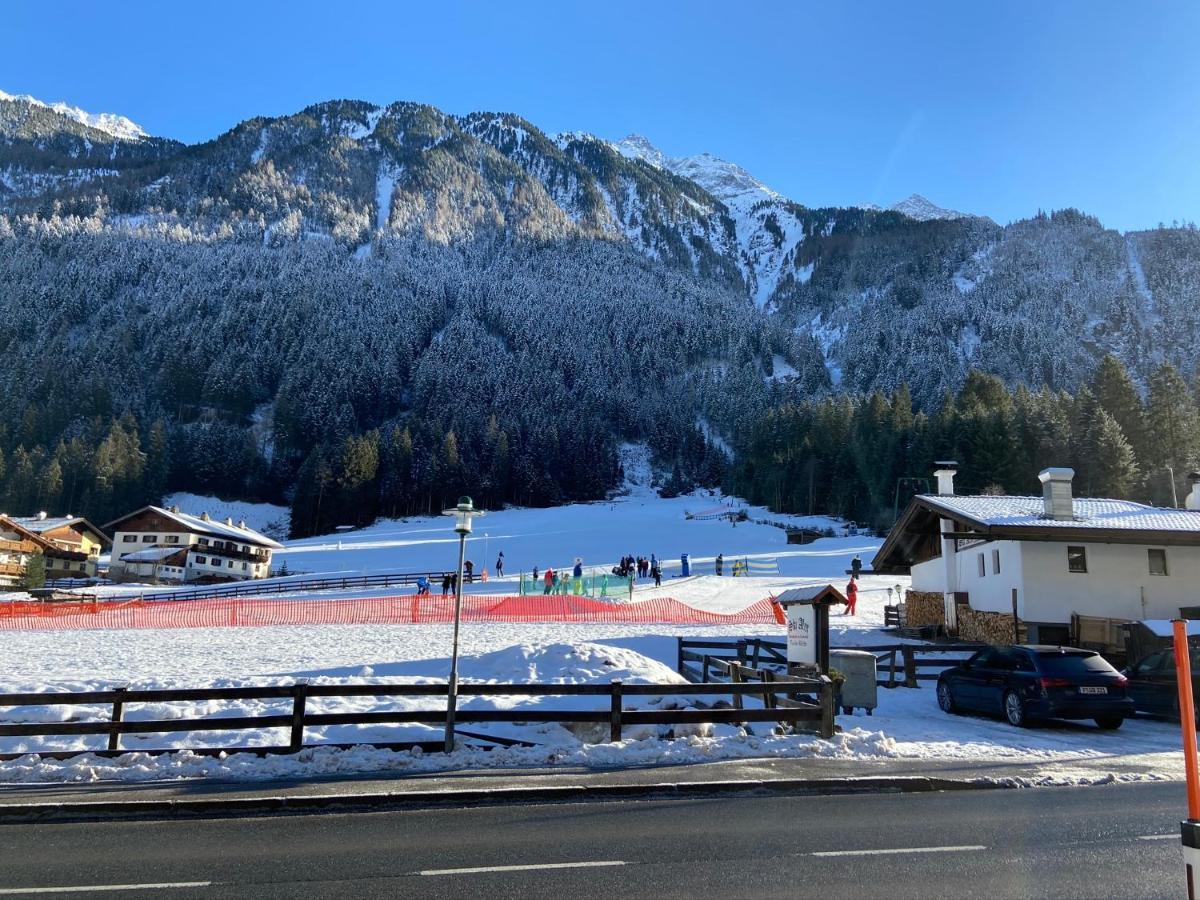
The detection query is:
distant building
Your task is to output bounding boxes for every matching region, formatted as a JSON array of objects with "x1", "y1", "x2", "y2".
[
  {"x1": 104, "y1": 505, "x2": 283, "y2": 584},
  {"x1": 873, "y1": 464, "x2": 1200, "y2": 644},
  {"x1": 0, "y1": 512, "x2": 110, "y2": 587}
]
